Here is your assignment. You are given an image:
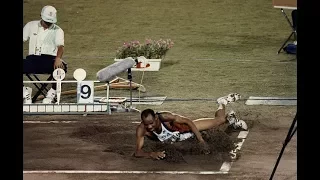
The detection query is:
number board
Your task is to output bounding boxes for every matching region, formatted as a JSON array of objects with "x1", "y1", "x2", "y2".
[{"x1": 77, "y1": 81, "x2": 94, "y2": 103}]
